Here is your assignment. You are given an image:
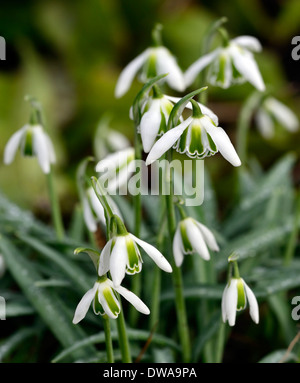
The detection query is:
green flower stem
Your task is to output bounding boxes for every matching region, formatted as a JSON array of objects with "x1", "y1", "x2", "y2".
[
  {"x1": 46, "y1": 167, "x2": 65, "y2": 241},
  {"x1": 102, "y1": 315, "x2": 115, "y2": 363},
  {"x1": 115, "y1": 299, "x2": 132, "y2": 363},
  {"x1": 165, "y1": 150, "x2": 191, "y2": 363},
  {"x1": 215, "y1": 321, "x2": 227, "y2": 363},
  {"x1": 236, "y1": 91, "x2": 263, "y2": 164}
]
